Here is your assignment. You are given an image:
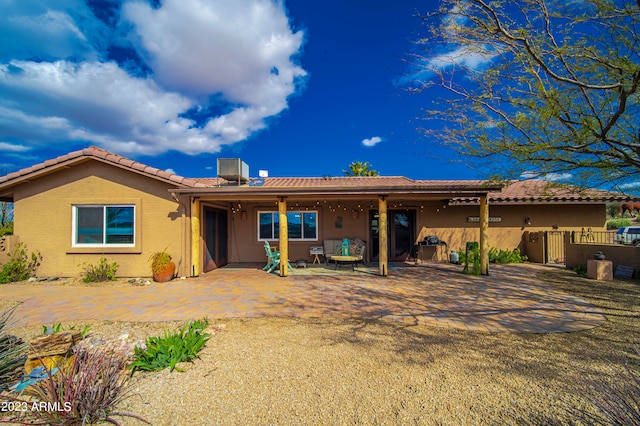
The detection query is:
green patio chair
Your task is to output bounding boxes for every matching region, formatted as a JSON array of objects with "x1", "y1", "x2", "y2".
[{"x1": 263, "y1": 241, "x2": 292, "y2": 273}]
